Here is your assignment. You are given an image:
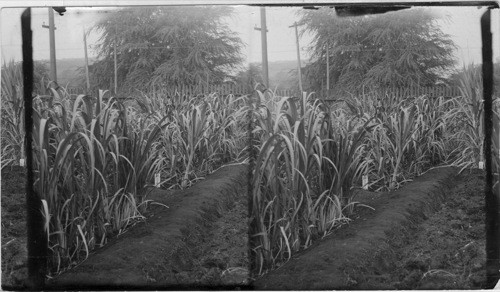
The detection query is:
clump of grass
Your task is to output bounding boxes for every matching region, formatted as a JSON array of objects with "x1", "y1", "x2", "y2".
[
  {"x1": 251, "y1": 91, "x2": 370, "y2": 274},
  {"x1": 1, "y1": 61, "x2": 26, "y2": 169},
  {"x1": 136, "y1": 91, "x2": 248, "y2": 189},
  {"x1": 1, "y1": 60, "x2": 54, "y2": 169},
  {"x1": 351, "y1": 92, "x2": 462, "y2": 191},
  {"x1": 32, "y1": 89, "x2": 167, "y2": 274},
  {"x1": 447, "y1": 64, "x2": 484, "y2": 171}
]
